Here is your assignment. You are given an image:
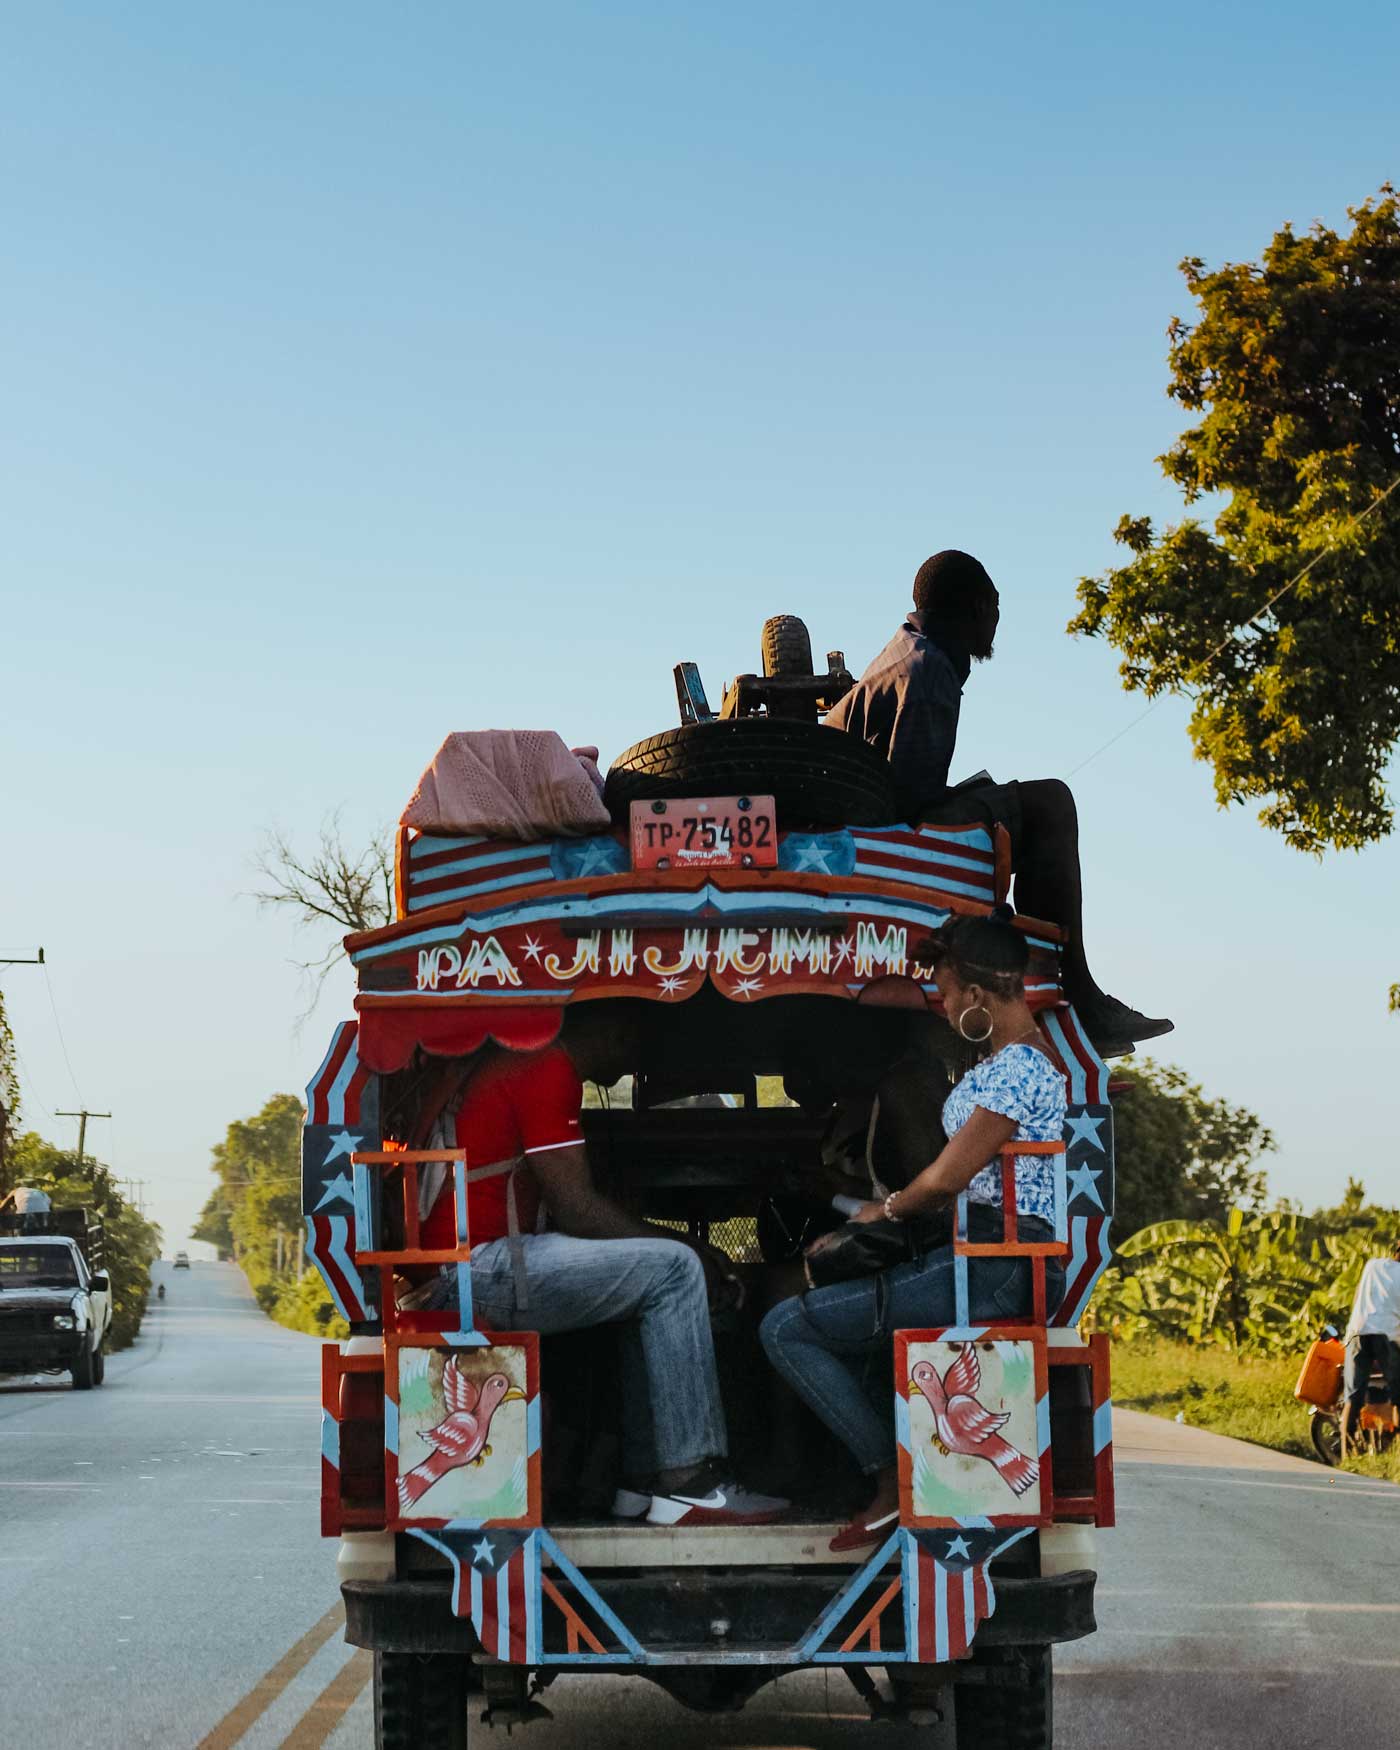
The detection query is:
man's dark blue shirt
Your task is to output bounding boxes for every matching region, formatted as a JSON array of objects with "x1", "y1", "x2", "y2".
[{"x1": 825, "y1": 611, "x2": 969, "y2": 817}]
